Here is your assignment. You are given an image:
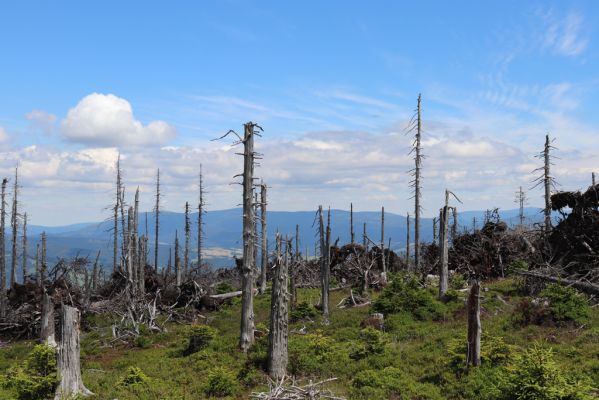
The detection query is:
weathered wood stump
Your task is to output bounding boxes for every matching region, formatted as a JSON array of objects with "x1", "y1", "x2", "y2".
[{"x1": 54, "y1": 305, "x2": 93, "y2": 399}]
